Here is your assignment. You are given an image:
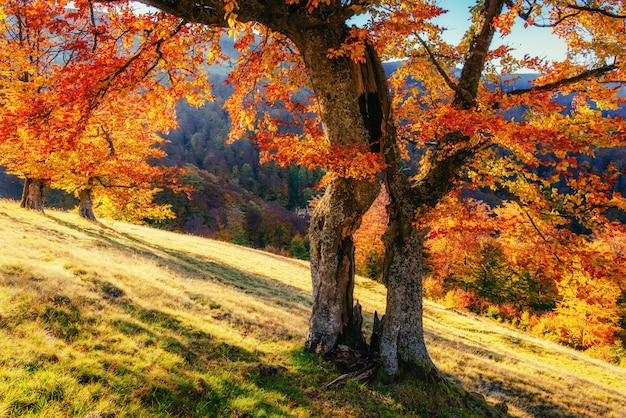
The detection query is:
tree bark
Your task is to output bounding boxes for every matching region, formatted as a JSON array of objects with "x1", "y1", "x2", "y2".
[
  {"x1": 78, "y1": 188, "x2": 97, "y2": 221},
  {"x1": 20, "y1": 178, "x2": 48, "y2": 212},
  {"x1": 287, "y1": 27, "x2": 383, "y2": 355},
  {"x1": 373, "y1": 0, "x2": 506, "y2": 376},
  {"x1": 132, "y1": 0, "x2": 432, "y2": 365},
  {"x1": 133, "y1": 0, "x2": 380, "y2": 355},
  {"x1": 306, "y1": 178, "x2": 379, "y2": 354},
  {"x1": 379, "y1": 209, "x2": 434, "y2": 374}
]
